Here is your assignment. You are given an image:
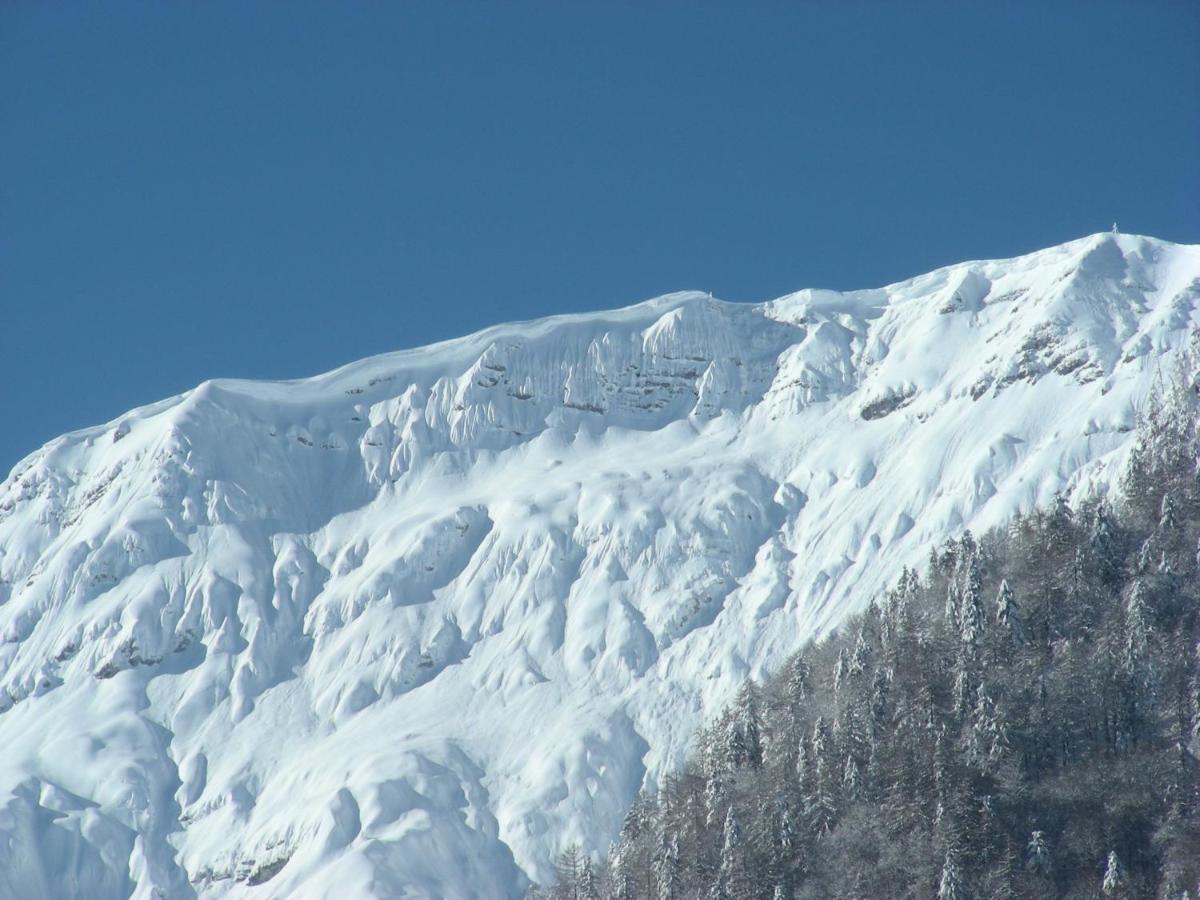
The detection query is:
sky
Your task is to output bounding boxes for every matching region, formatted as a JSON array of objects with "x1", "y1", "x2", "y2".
[{"x1": 2, "y1": 1, "x2": 1198, "y2": 475}]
